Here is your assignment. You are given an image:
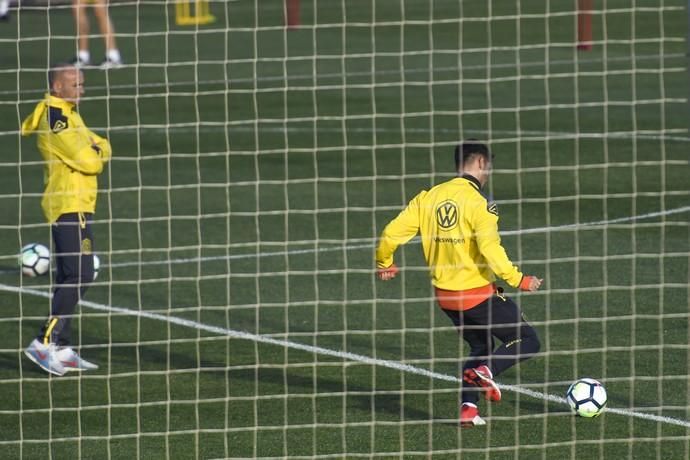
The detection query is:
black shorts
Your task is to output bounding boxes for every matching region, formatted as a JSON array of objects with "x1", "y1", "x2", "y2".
[{"x1": 442, "y1": 294, "x2": 535, "y2": 349}]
